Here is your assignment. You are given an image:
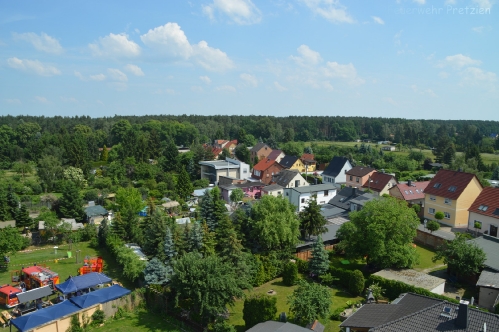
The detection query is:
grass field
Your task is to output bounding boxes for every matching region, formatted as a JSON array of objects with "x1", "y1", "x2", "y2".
[
  {"x1": 227, "y1": 277, "x2": 363, "y2": 332},
  {"x1": 413, "y1": 244, "x2": 443, "y2": 272}
]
